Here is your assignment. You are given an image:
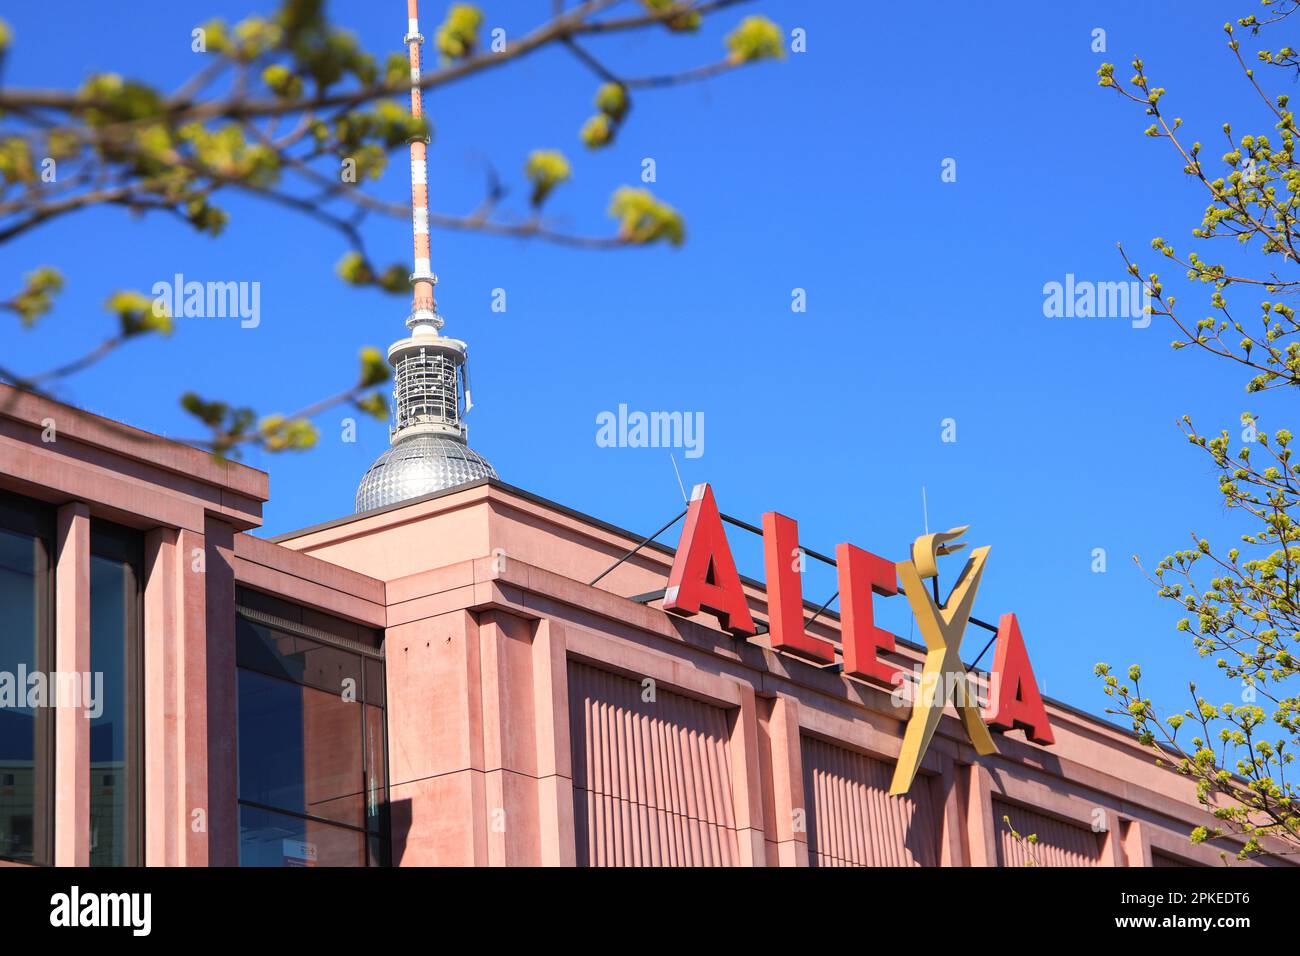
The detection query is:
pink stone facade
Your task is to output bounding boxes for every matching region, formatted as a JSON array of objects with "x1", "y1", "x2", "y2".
[{"x1": 0, "y1": 383, "x2": 1287, "y2": 867}]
